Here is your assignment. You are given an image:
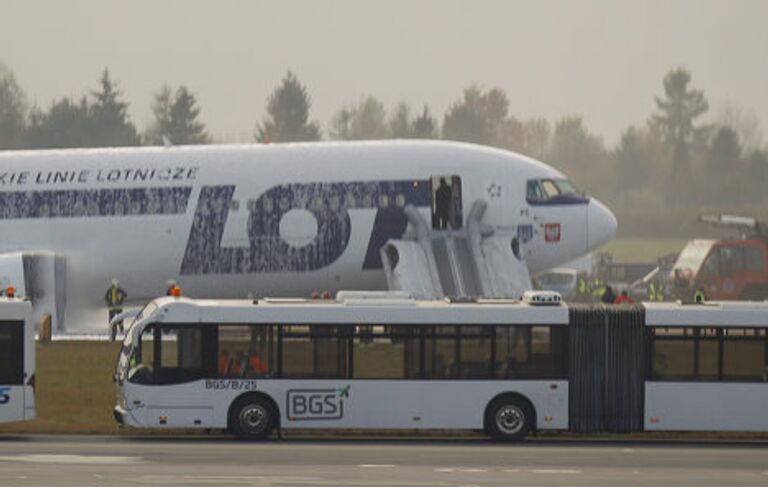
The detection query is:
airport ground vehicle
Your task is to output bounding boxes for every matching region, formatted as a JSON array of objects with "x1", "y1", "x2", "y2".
[
  {"x1": 533, "y1": 267, "x2": 579, "y2": 299},
  {"x1": 114, "y1": 293, "x2": 768, "y2": 441},
  {"x1": 0, "y1": 298, "x2": 35, "y2": 423},
  {"x1": 670, "y1": 215, "x2": 768, "y2": 301}
]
